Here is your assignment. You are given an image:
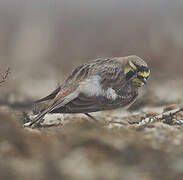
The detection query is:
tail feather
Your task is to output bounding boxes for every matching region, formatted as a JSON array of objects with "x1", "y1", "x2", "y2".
[
  {"x1": 29, "y1": 101, "x2": 61, "y2": 126},
  {"x1": 28, "y1": 89, "x2": 79, "y2": 127}
]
